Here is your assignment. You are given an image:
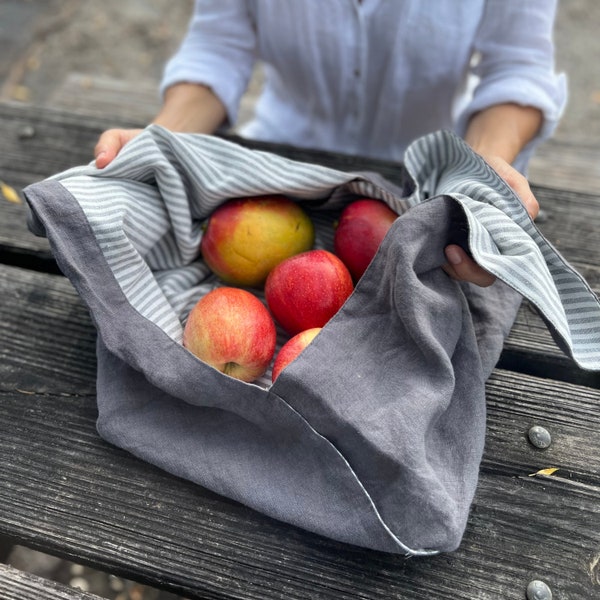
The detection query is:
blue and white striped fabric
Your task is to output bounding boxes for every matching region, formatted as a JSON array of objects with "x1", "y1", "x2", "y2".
[
  {"x1": 25, "y1": 127, "x2": 600, "y2": 555},
  {"x1": 403, "y1": 133, "x2": 600, "y2": 370},
  {"x1": 51, "y1": 126, "x2": 600, "y2": 371}
]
